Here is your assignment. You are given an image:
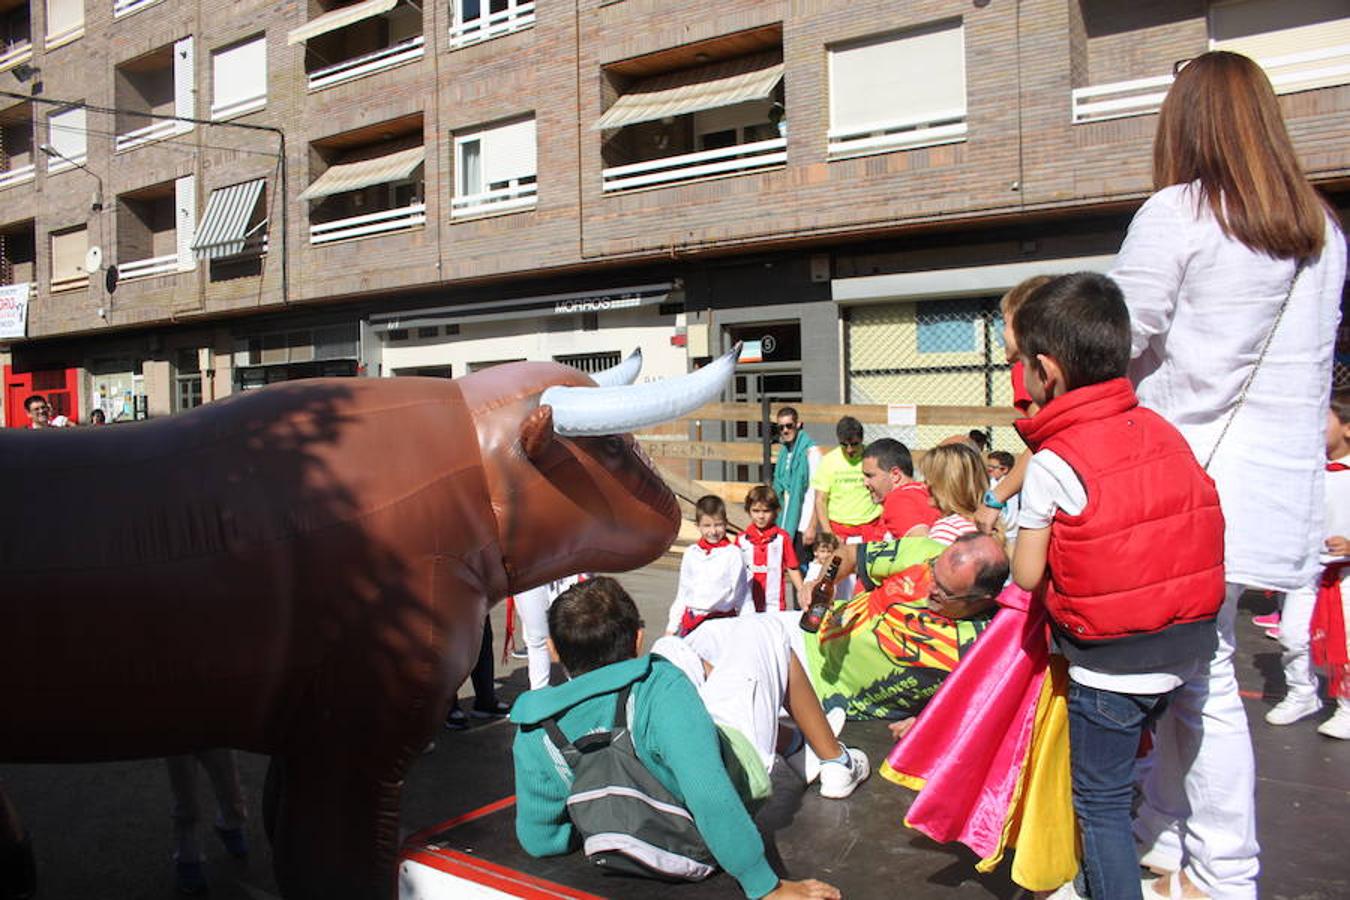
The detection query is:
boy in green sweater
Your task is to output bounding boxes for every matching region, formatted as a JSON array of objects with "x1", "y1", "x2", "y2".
[{"x1": 511, "y1": 577, "x2": 864, "y2": 899}]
